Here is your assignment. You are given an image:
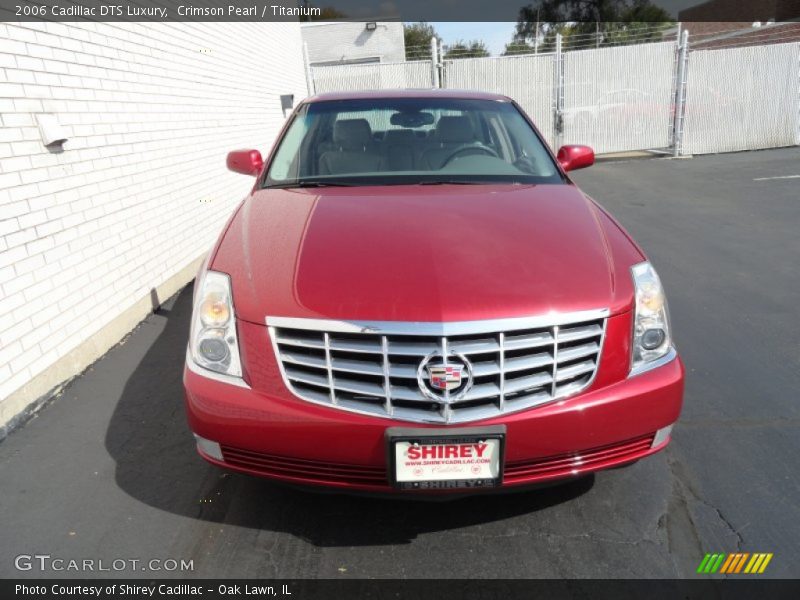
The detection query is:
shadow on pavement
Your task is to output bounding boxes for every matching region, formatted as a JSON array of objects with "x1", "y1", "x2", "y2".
[{"x1": 106, "y1": 283, "x2": 594, "y2": 547}]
